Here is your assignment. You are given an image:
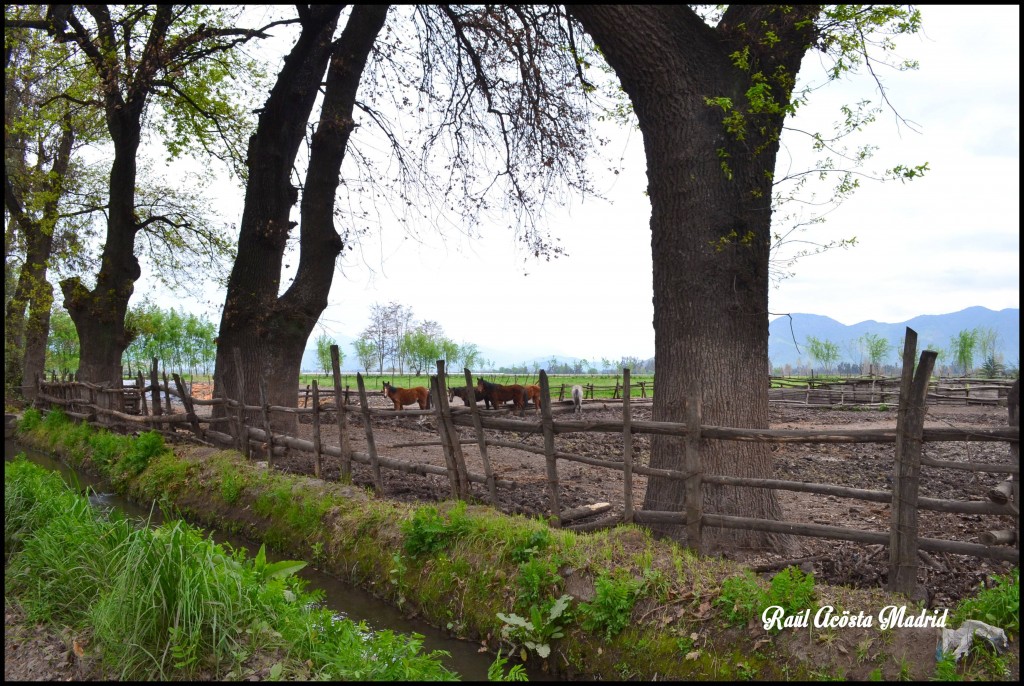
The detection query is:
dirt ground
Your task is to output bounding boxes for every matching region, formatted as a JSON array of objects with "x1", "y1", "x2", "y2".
[{"x1": 6, "y1": 386, "x2": 1017, "y2": 681}]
